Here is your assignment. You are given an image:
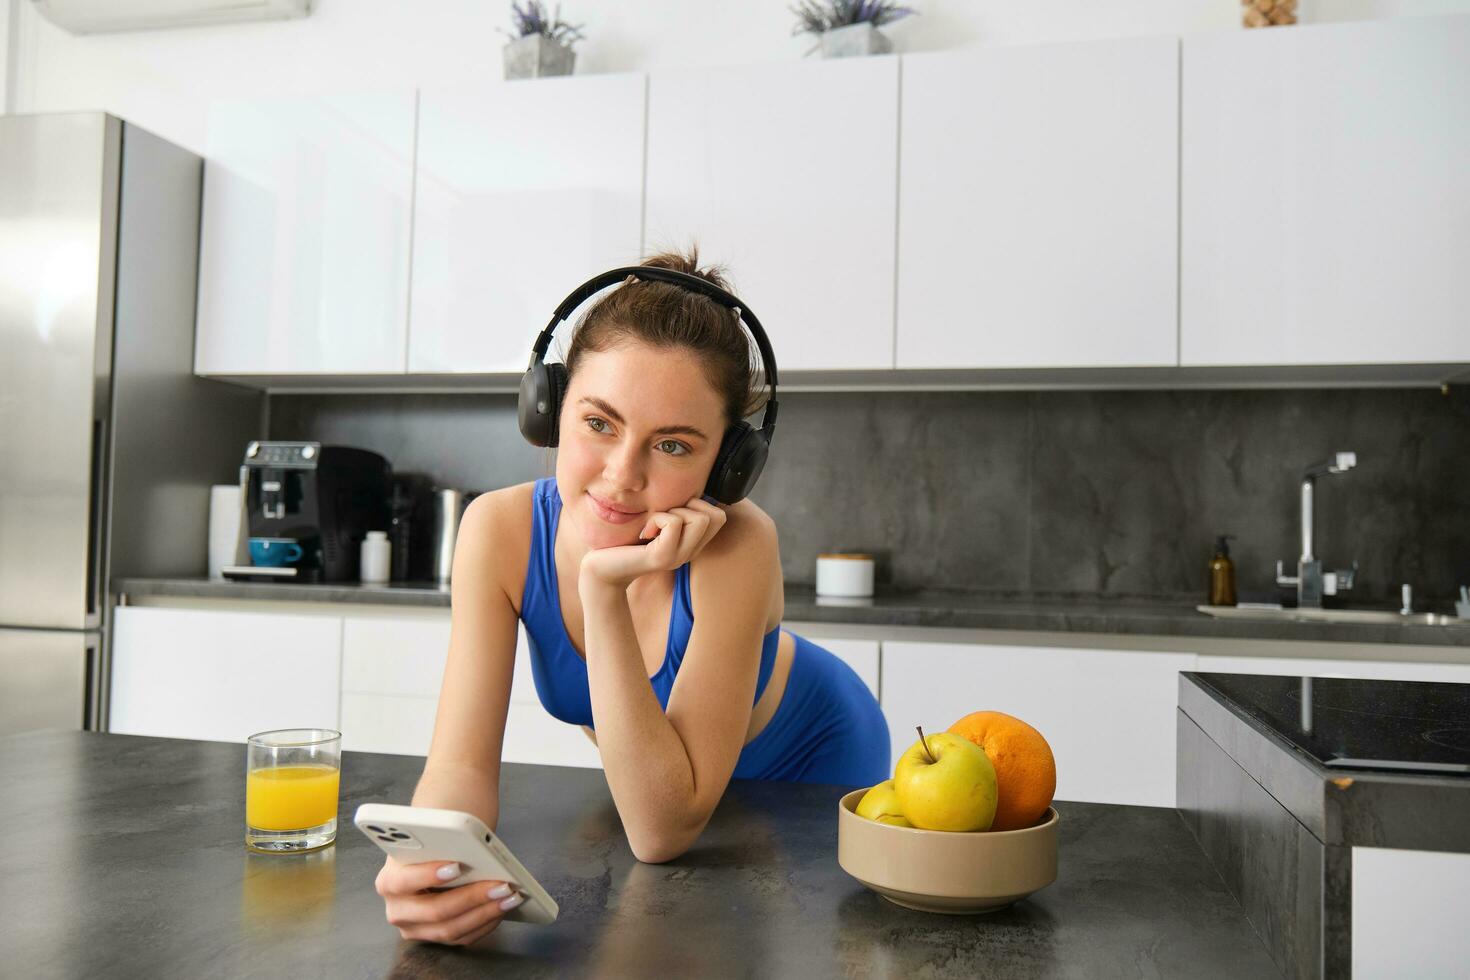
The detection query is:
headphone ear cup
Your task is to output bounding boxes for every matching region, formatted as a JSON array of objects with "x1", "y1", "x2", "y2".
[
  {"x1": 517, "y1": 361, "x2": 569, "y2": 448},
  {"x1": 705, "y1": 422, "x2": 770, "y2": 505},
  {"x1": 544, "y1": 362, "x2": 568, "y2": 447}
]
